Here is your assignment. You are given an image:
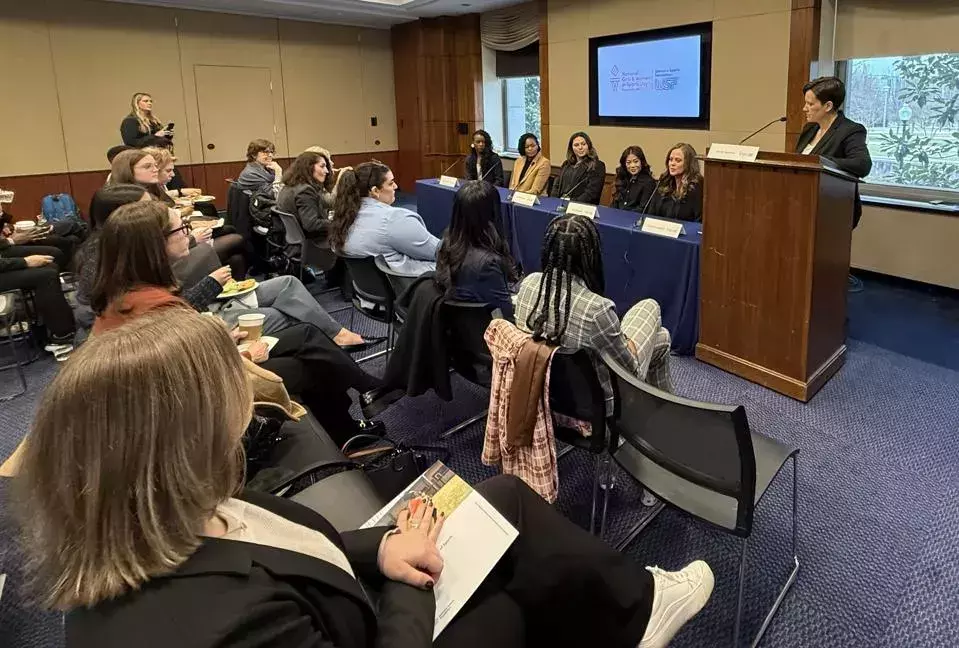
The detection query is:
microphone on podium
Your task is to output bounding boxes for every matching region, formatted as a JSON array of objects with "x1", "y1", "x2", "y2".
[{"x1": 739, "y1": 116, "x2": 787, "y2": 145}]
